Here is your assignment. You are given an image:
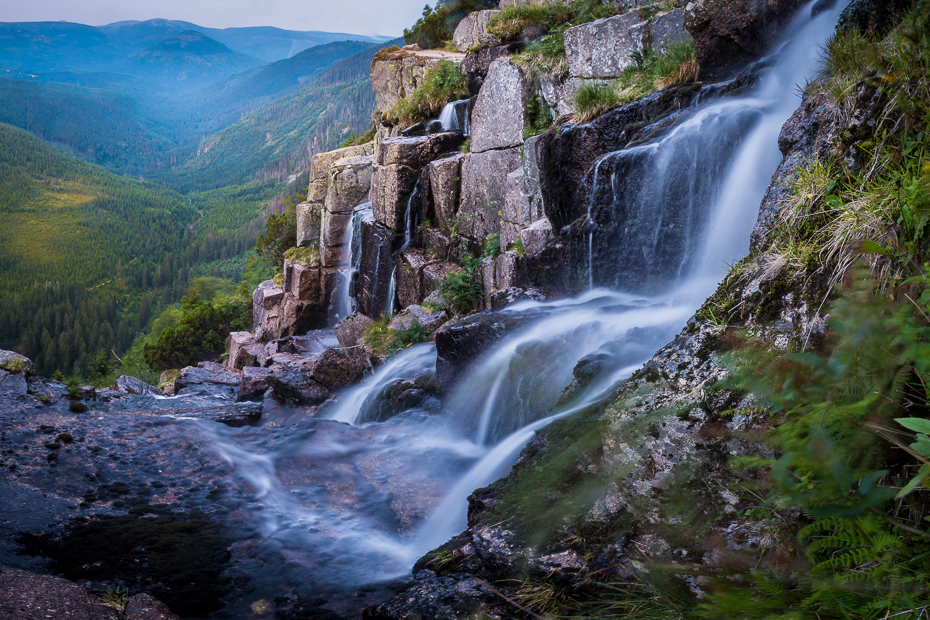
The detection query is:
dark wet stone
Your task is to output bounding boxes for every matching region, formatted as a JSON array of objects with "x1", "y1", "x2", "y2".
[
  {"x1": 300, "y1": 348, "x2": 364, "y2": 389},
  {"x1": 238, "y1": 366, "x2": 272, "y2": 402},
  {"x1": 266, "y1": 369, "x2": 328, "y2": 406},
  {"x1": 434, "y1": 309, "x2": 543, "y2": 392},
  {"x1": 0, "y1": 369, "x2": 28, "y2": 399},
  {"x1": 110, "y1": 375, "x2": 162, "y2": 396}
]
